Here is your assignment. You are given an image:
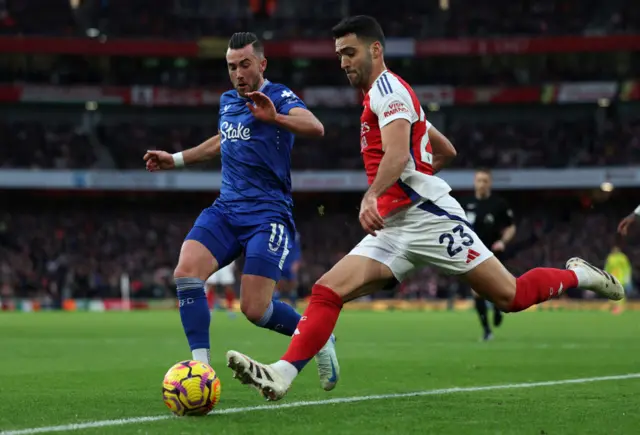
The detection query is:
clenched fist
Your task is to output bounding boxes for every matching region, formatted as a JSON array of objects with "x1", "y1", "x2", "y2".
[{"x1": 144, "y1": 150, "x2": 175, "y2": 172}]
